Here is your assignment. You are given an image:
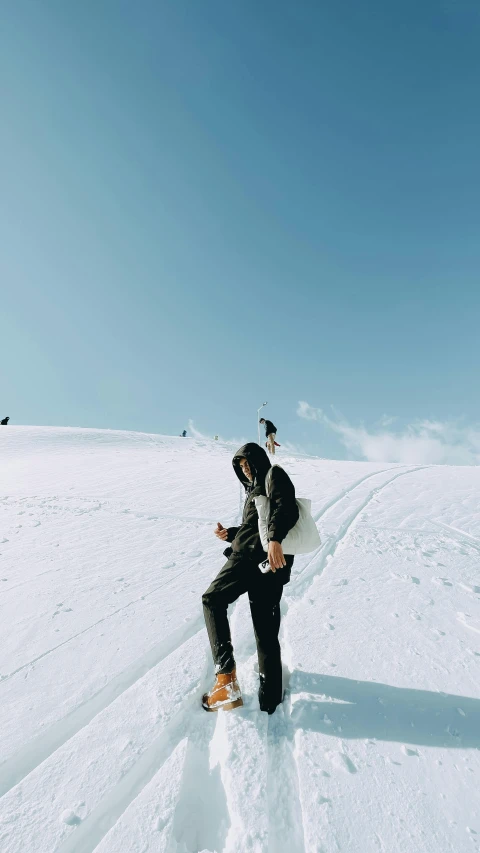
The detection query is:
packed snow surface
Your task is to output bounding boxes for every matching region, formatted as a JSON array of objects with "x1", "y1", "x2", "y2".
[{"x1": 1, "y1": 426, "x2": 479, "y2": 853}]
